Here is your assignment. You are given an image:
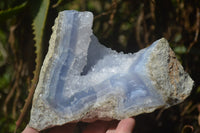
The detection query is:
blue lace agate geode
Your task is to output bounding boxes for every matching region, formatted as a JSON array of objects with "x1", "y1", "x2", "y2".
[{"x1": 29, "y1": 10, "x2": 193, "y2": 131}]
